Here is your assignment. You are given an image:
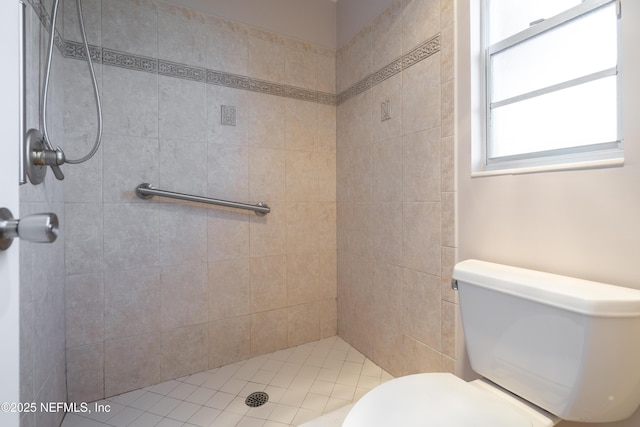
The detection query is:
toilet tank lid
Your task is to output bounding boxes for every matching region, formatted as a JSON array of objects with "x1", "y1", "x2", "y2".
[{"x1": 453, "y1": 260, "x2": 640, "y2": 317}]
